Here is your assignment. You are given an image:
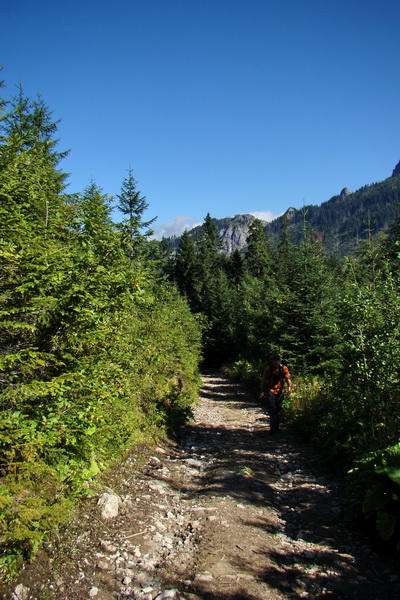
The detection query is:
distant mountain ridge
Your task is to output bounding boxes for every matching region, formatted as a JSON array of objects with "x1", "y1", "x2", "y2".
[
  {"x1": 265, "y1": 169, "x2": 400, "y2": 257},
  {"x1": 166, "y1": 163, "x2": 400, "y2": 258}
]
